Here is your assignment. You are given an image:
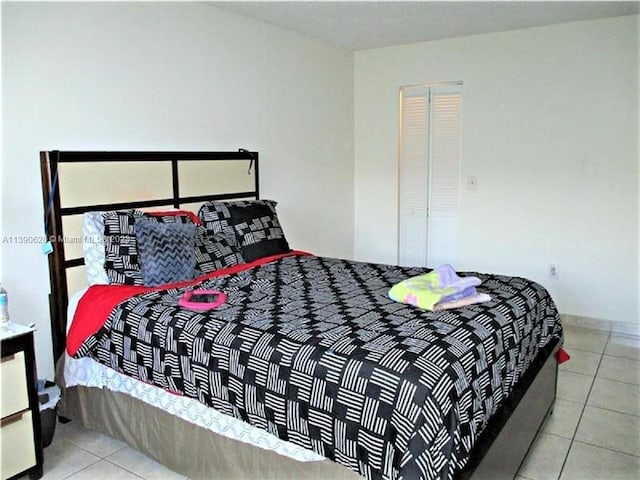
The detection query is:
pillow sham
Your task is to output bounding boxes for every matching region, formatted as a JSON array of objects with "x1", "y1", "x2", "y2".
[
  {"x1": 194, "y1": 226, "x2": 244, "y2": 275},
  {"x1": 82, "y1": 211, "x2": 109, "y2": 285},
  {"x1": 103, "y1": 210, "x2": 146, "y2": 285},
  {"x1": 197, "y1": 199, "x2": 278, "y2": 244},
  {"x1": 103, "y1": 209, "x2": 197, "y2": 285},
  {"x1": 135, "y1": 220, "x2": 196, "y2": 287},
  {"x1": 228, "y1": 202, "x2": 290, "y2": 262}
]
